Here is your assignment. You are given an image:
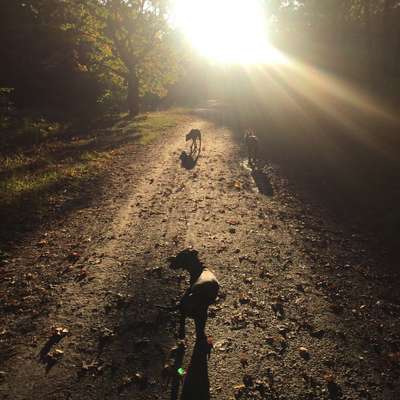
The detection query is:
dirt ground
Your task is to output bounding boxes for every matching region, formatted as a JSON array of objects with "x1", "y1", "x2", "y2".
[{"x1": 1, "y1": 112, "x2": 400, "y2": 400}]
